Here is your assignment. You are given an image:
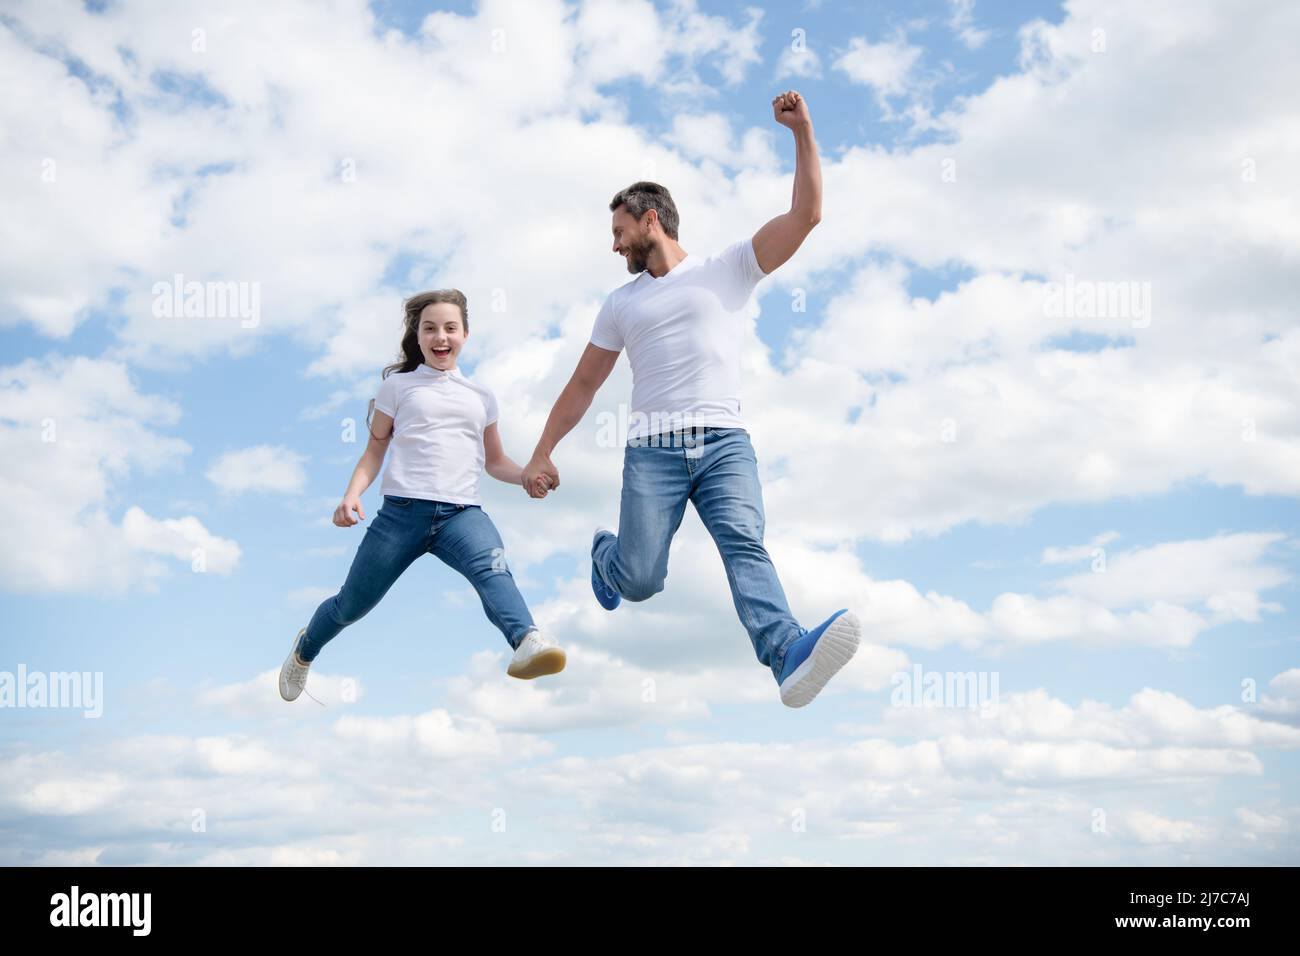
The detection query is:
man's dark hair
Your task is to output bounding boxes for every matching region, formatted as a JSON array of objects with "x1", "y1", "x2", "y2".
[{"x1": 609, "y1": 181, "x2": 679, "y2": 240}]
